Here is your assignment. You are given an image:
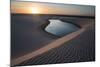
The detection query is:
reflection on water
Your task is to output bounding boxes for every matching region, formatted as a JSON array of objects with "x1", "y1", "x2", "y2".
[{"x1": 45, "y1": 19, "x2": 80, "y2": 37}]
